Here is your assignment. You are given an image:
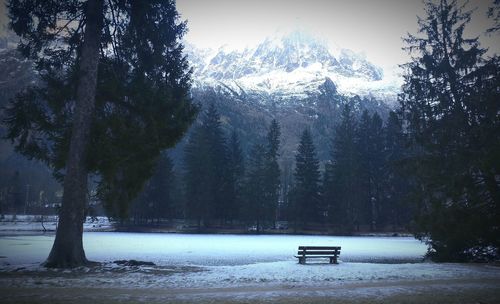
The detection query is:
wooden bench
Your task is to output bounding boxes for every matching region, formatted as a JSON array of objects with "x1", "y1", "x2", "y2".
[{"x1": 295, "y1": 246, "x2": 341, "y2": 264}]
